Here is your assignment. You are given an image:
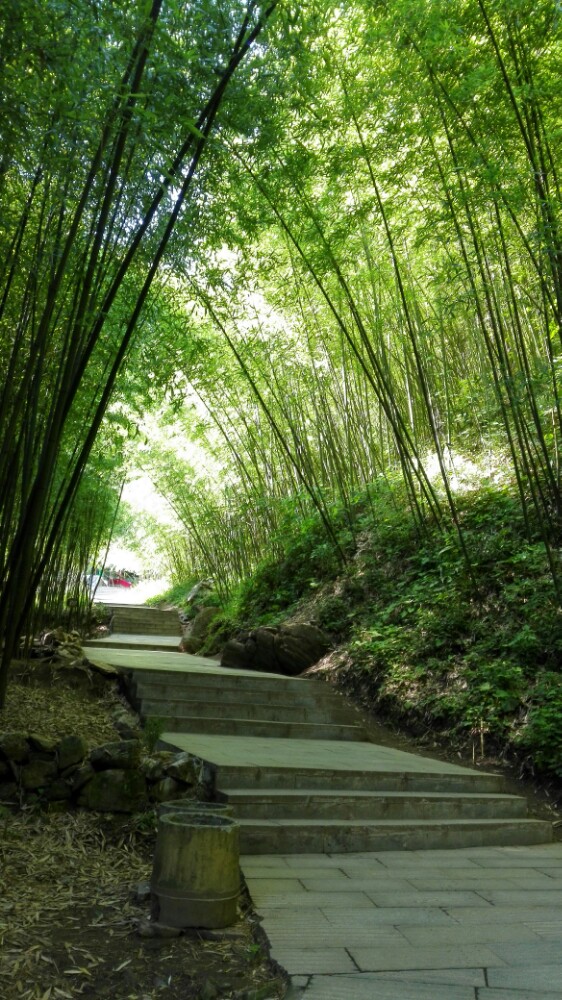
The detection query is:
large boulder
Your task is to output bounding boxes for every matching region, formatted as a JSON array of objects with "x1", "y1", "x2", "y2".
[
  {"x1": 221, "y1": 622, "x2": 331, "y2": 676},
  {"x1": 274, "y1": 623, "x2": 332, "y2": 676},
  {"x1": 179, "y1": 636, "x2": 202, "y2": 654},
  {"x1": 221, "y1": 638, "x2": 250, "y2": 671},
  {"x1": 190, "y1": 607, "x2": 219, "y2": 640},
  {"x1": 179, "y1": 606, "x2": 218, "y2": 654}
]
